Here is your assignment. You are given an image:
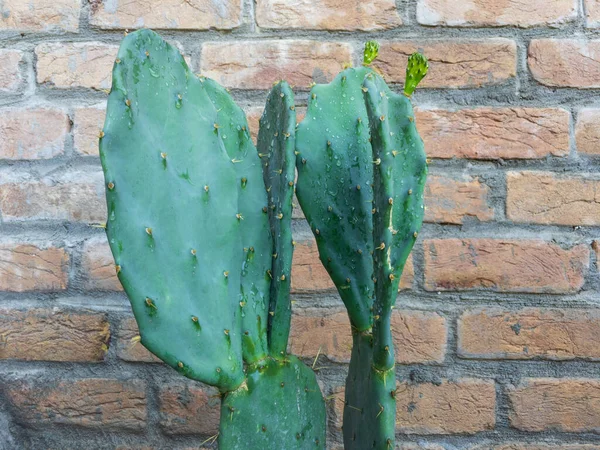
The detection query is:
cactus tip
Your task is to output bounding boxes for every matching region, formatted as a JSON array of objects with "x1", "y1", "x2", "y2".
[
  {"x1": 404, "y1": 52, "x2": 428, "y2": 97},
  {"x1": 363, "y1": 40, "x2": 380, "y2": 66}
]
